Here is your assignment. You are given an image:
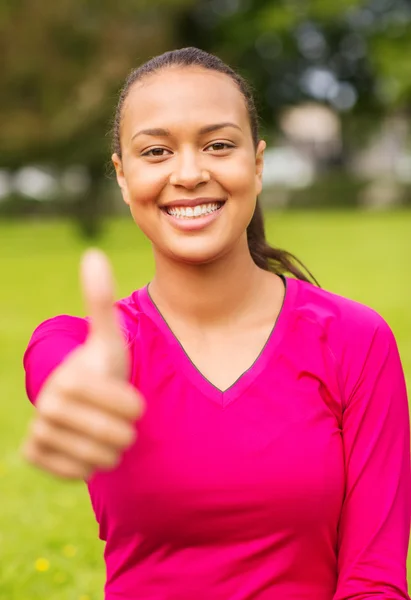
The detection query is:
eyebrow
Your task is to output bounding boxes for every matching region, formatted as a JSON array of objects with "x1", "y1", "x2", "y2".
[{"x1": 131, "y1": 122, "x2": 242, "y2": 140}]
